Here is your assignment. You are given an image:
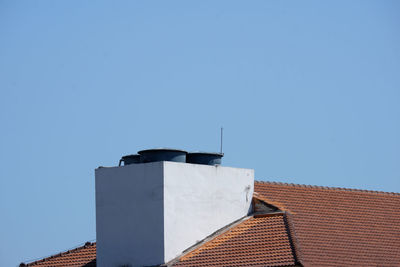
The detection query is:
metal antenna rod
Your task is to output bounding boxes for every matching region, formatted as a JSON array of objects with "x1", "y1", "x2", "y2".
[{"x1": 220, "y1": 127, "x2": 223, "y2": 154}]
